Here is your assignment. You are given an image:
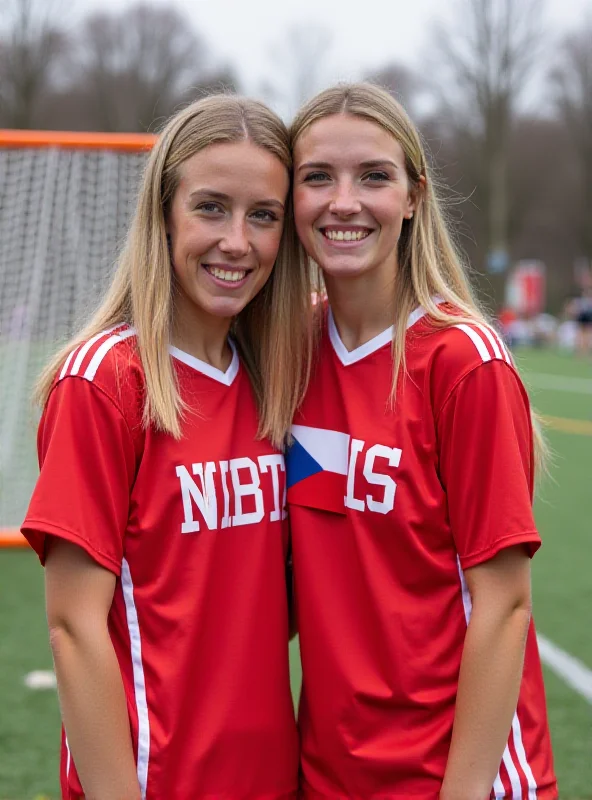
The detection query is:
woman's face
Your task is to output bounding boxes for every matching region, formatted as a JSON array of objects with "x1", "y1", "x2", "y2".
[
  {"x1": 293, "y1": 114, "x2": 416, "y2": 285},
  {"x1": 167, "y1": 139, "x2": 289, "y2": 328}
]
